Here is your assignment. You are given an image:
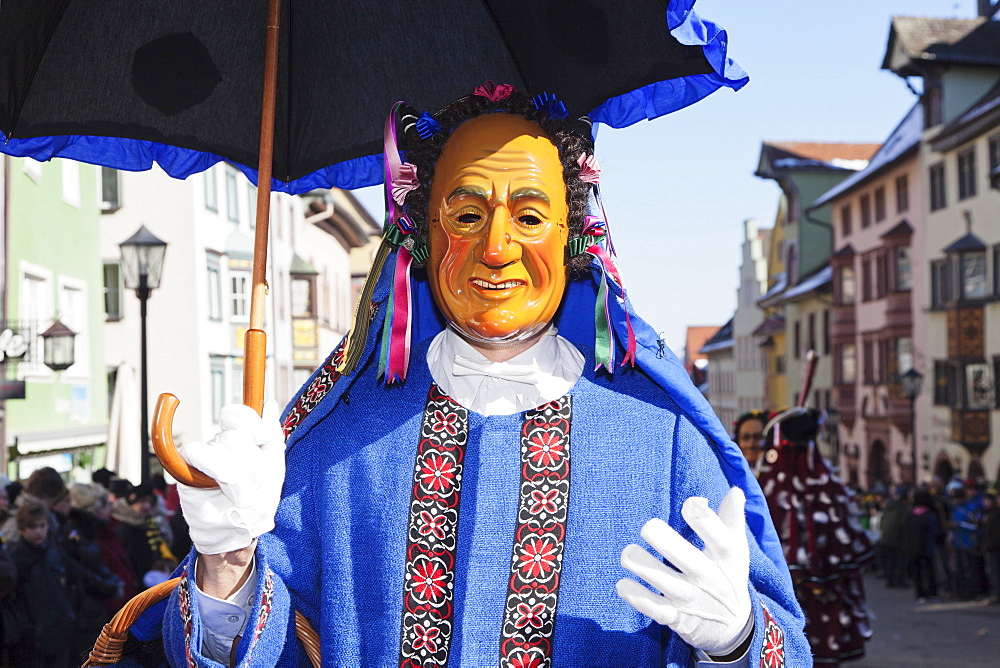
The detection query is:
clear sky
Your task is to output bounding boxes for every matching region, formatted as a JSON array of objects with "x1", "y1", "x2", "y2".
[{"x1": 356, "y1": 0, "x2": 980, "y2": 355}]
